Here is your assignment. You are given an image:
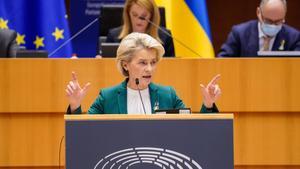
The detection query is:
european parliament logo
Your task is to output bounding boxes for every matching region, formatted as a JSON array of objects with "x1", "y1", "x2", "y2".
[
  {"x1": 94, "y1": 147, "x2": 203, "y2": 169},
  {"x1": 0, "y1": 0, "x2": 72, "y2": 58}
]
